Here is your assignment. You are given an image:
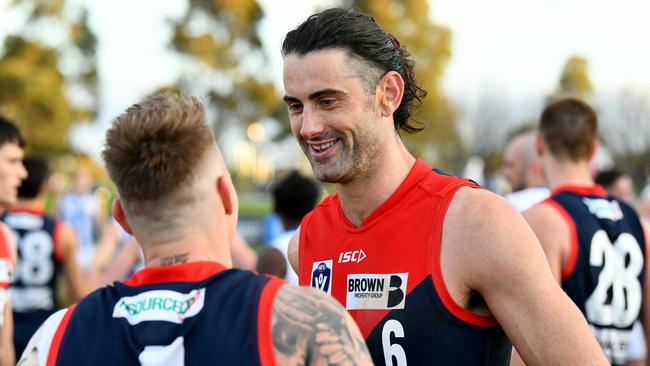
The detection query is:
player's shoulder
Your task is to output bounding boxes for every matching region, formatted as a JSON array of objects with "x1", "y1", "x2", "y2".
[
  {"x1": 271, "y1": 284, "x2": 372, "y2": 365},
  {"x1": 443, "y1": 187, "x2": 538, "y2": 251},
  {"x1": 418, "y1": 167, "x2": 478, "y2": 197},
  {"x1": 272, "y1": 283, "x2": 355, "y2": 332},
  {"x1": 523, "y1": 198, "x2": 569, "y2": 232},
  {"x1": 448, "y1": 186, "x2": 517, "y2": 225}
]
